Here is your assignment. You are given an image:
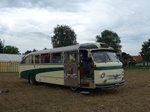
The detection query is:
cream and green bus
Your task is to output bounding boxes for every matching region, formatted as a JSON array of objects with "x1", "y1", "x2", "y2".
[{"x1": 19, "y1": 42, "x2": 125, "y2": 90}]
